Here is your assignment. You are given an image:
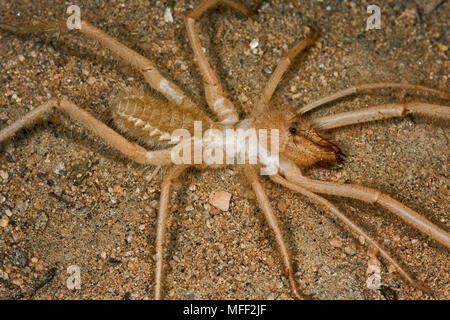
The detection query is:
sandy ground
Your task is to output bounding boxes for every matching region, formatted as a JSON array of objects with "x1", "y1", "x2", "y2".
[{"x1": 0, "y1": 0, "x2": 448, "y2": 300}]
